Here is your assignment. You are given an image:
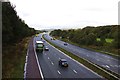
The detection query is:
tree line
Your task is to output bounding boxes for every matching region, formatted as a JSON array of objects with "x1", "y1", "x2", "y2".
[
  {"x1": 2, "y1": 2, "x2": 36, "y2": 45},
  {"x1": 50, "y1": 25, "x2": 120, "y2": 49}
]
